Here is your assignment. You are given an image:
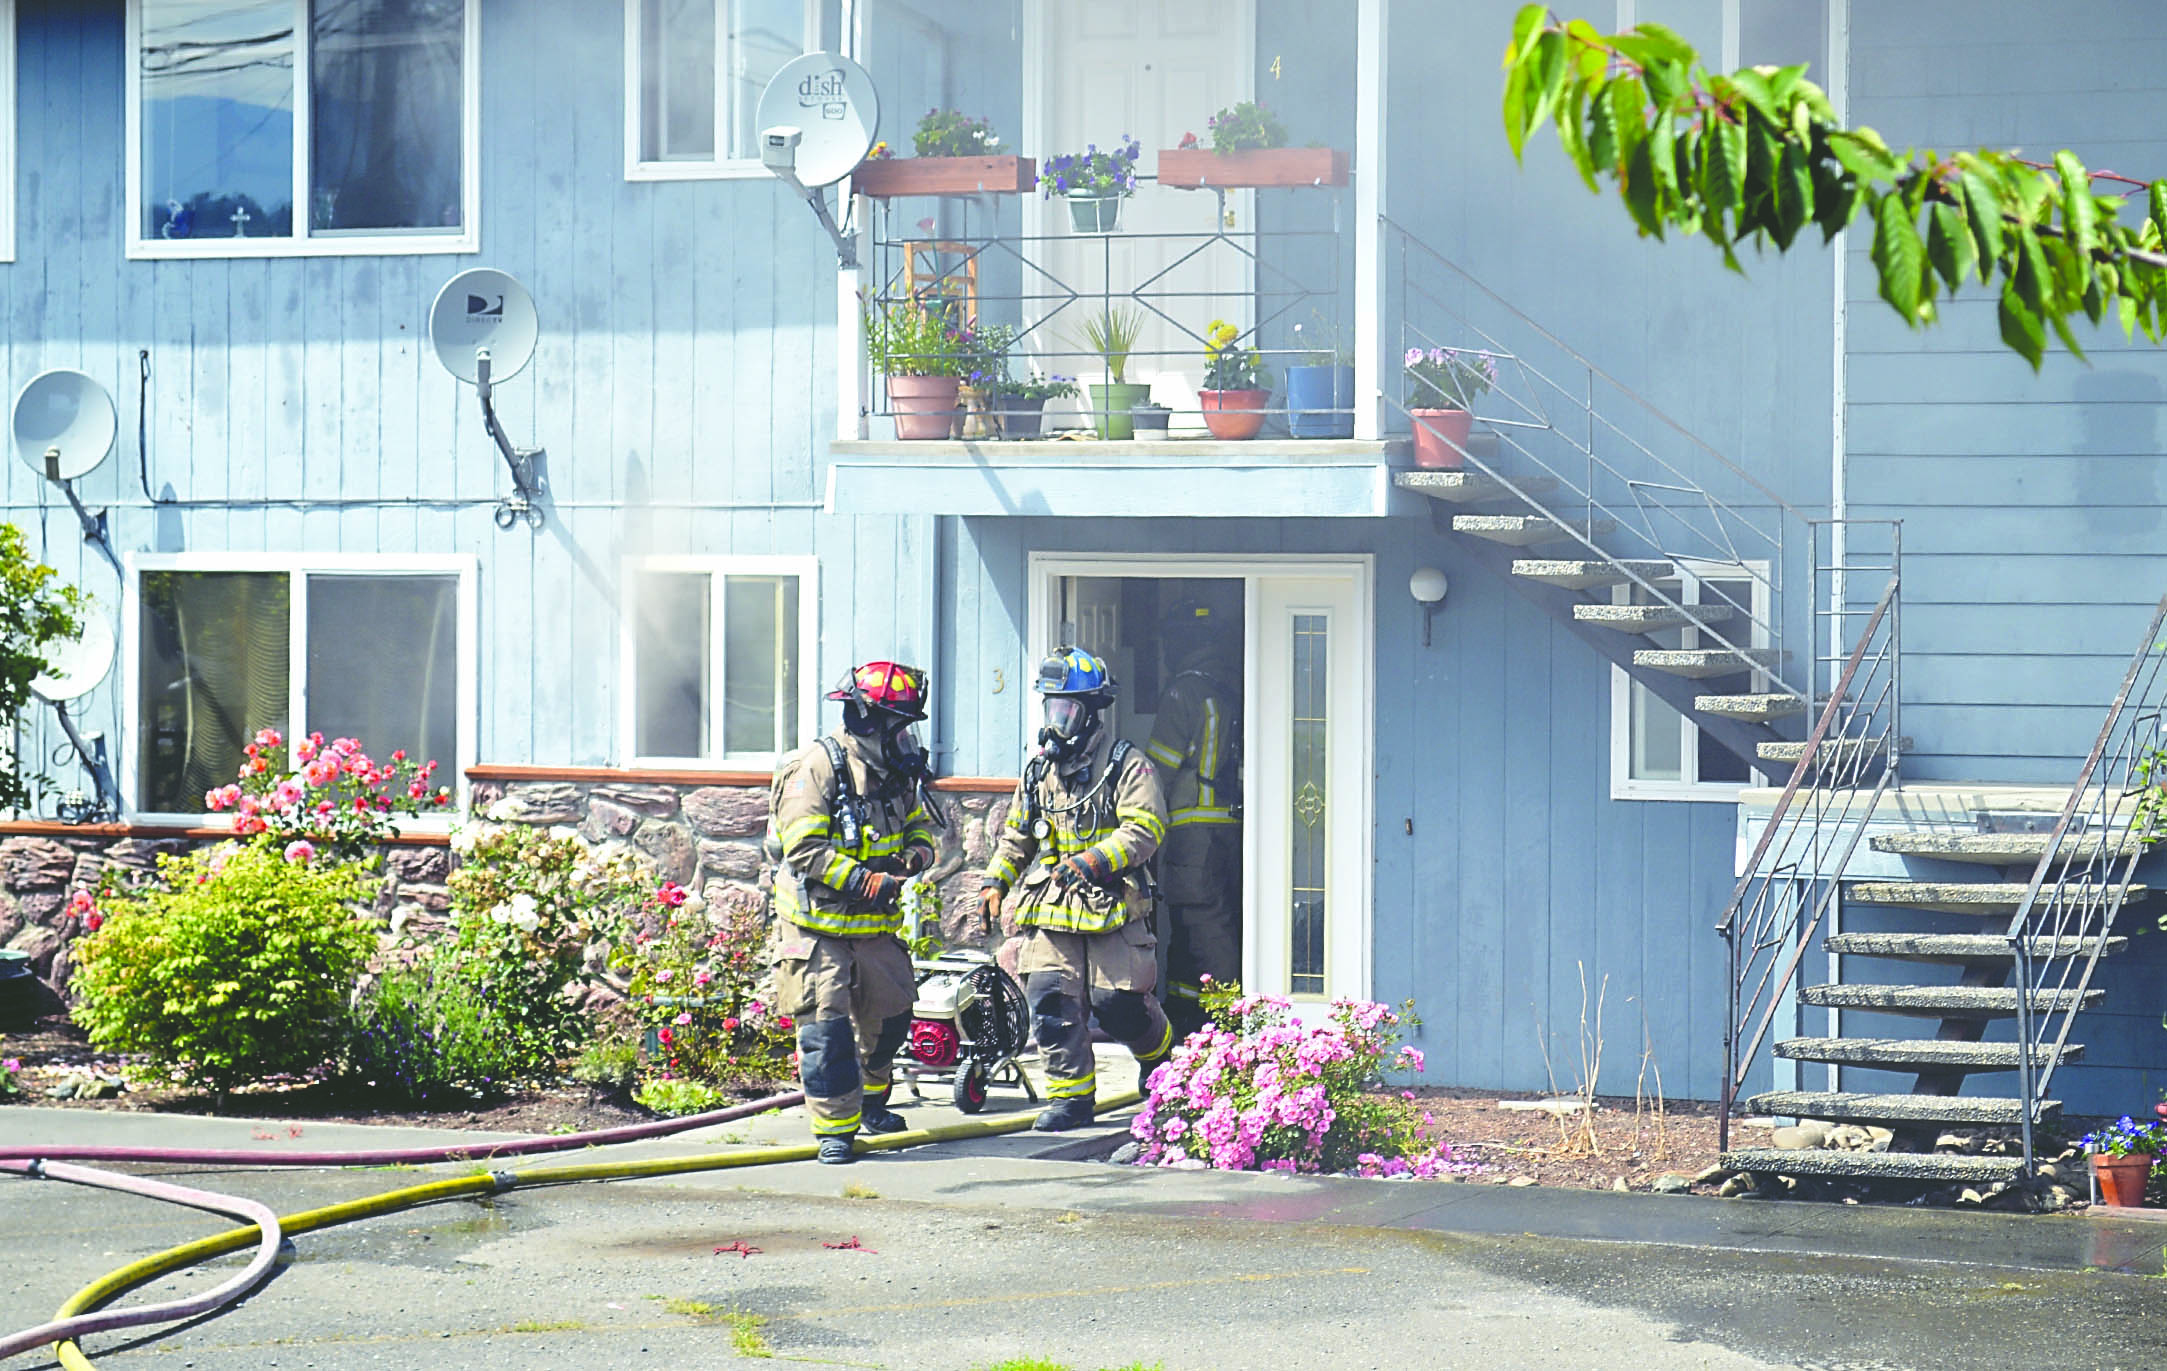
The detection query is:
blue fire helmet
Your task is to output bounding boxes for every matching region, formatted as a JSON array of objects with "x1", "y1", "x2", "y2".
[{"x1": 1034, "y1": 646, "x2": 1117, "y2": 701}]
